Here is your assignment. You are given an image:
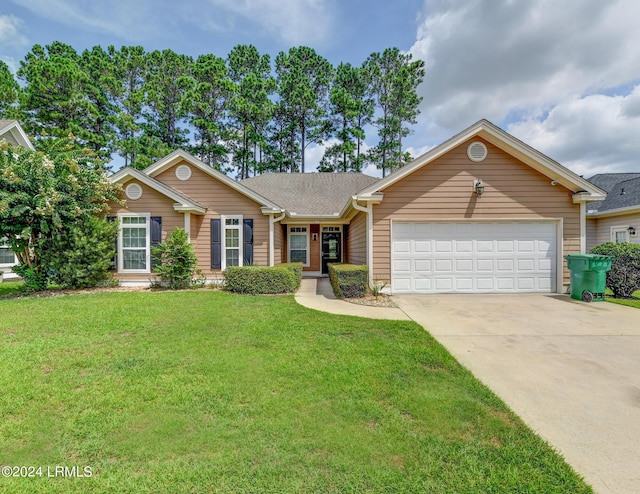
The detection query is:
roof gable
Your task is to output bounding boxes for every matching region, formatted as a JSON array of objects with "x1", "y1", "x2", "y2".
[
  {"x1": 142, "y1": 149, "x2": 281, "y2": 212},
  {"x1": 0, "y1": 120, "x2": 35, "y2": 150},
  {"x1": 356, "y1": 119, "x2": 605, "y2": 202},
  {"x1": 109, "y1": 166, "x2": 206, "y2": 213}
]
